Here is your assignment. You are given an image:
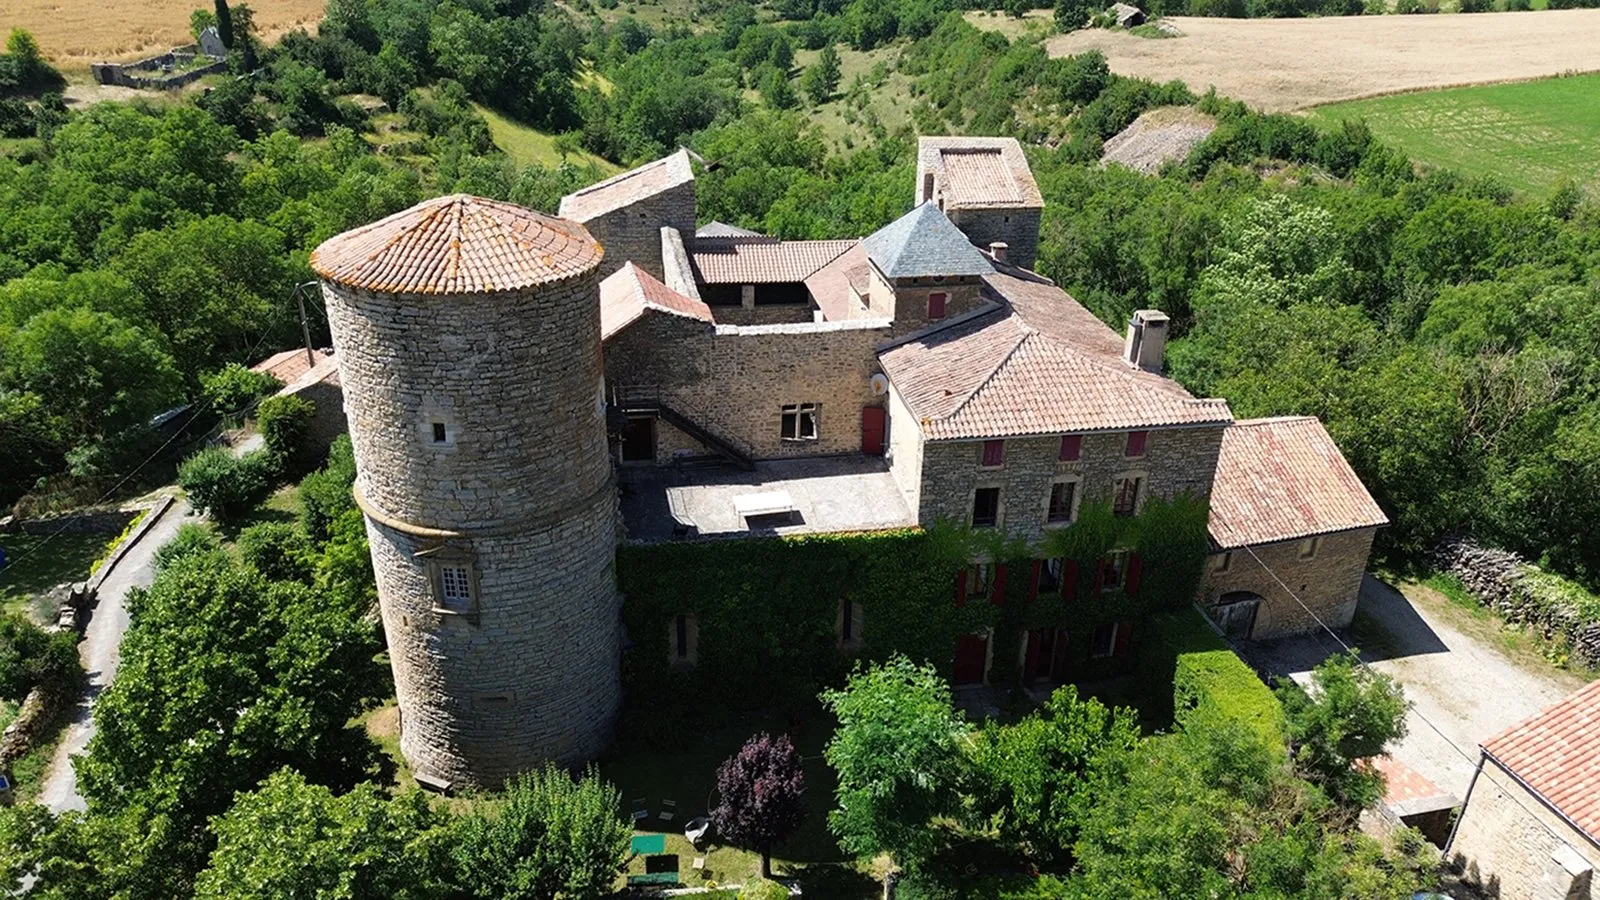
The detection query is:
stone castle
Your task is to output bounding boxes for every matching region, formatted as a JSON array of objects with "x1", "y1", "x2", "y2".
[{"x1": 311, "y1": 137, "x2": 1388, "y2": 789}]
